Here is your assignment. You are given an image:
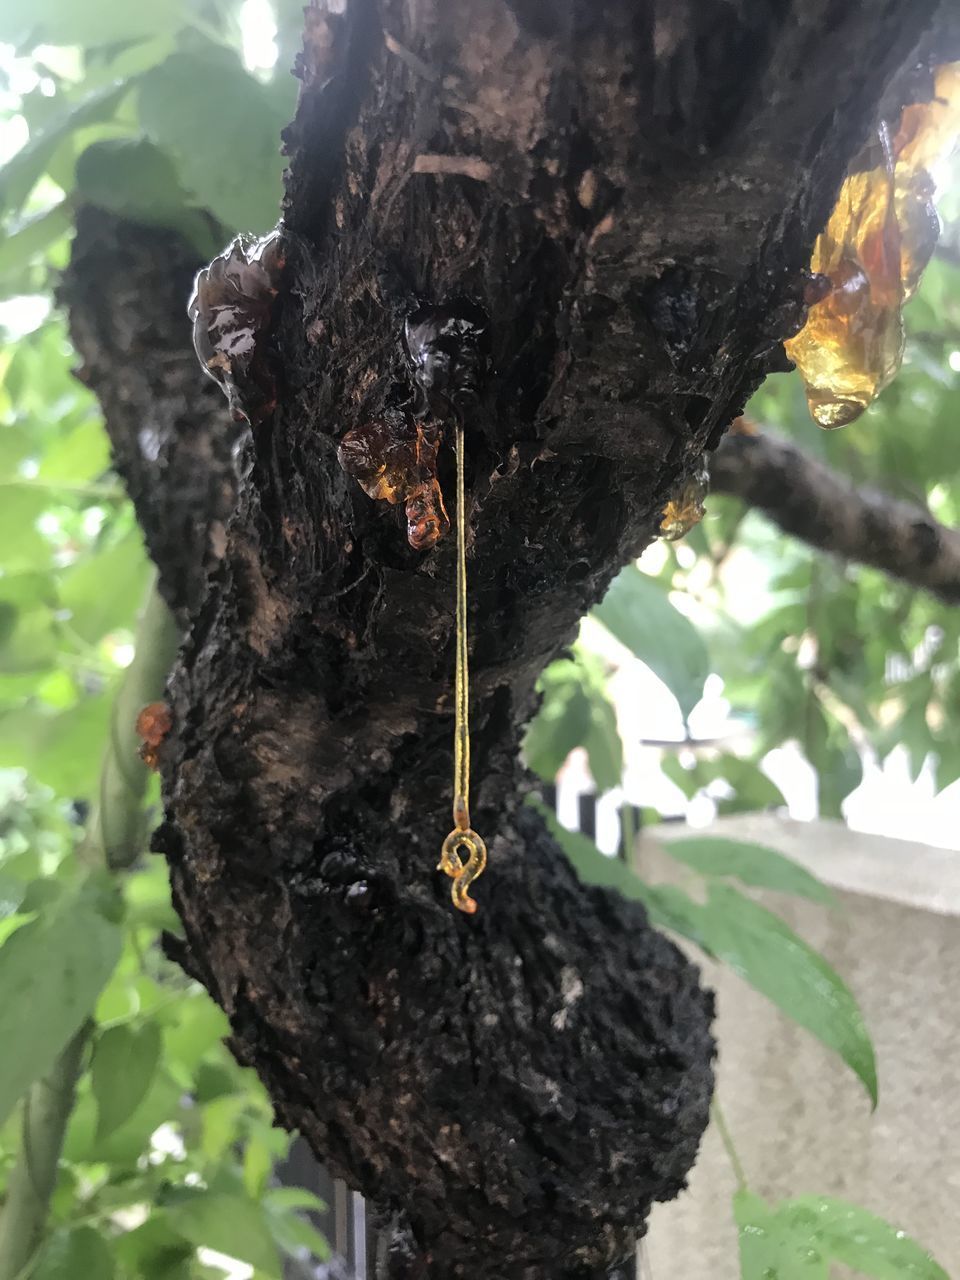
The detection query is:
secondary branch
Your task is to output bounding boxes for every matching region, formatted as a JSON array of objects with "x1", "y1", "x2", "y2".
[{"x1": 711, "y1": 429, "x2": 960, "y2": 603}]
